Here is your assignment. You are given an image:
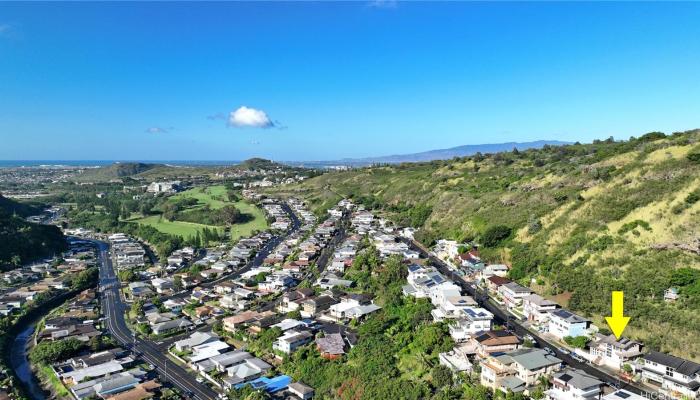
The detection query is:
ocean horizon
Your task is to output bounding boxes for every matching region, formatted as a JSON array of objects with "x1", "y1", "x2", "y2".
[{"x1": 0, "y1": 160, "x2": 244, "y2": 168}]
